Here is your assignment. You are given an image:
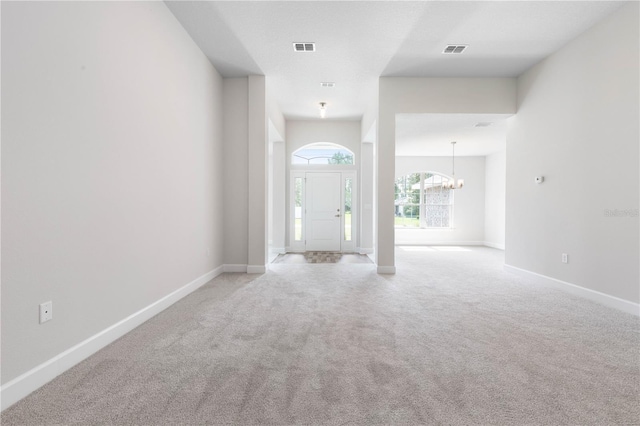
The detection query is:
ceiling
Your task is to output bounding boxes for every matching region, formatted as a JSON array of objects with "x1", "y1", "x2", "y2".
[
  {"x1": 165, "y1": 1, "x2": 623, "y2": 156},
  {"x1": 165, "y1": 1, "x2": 623, "y2": 121}
]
